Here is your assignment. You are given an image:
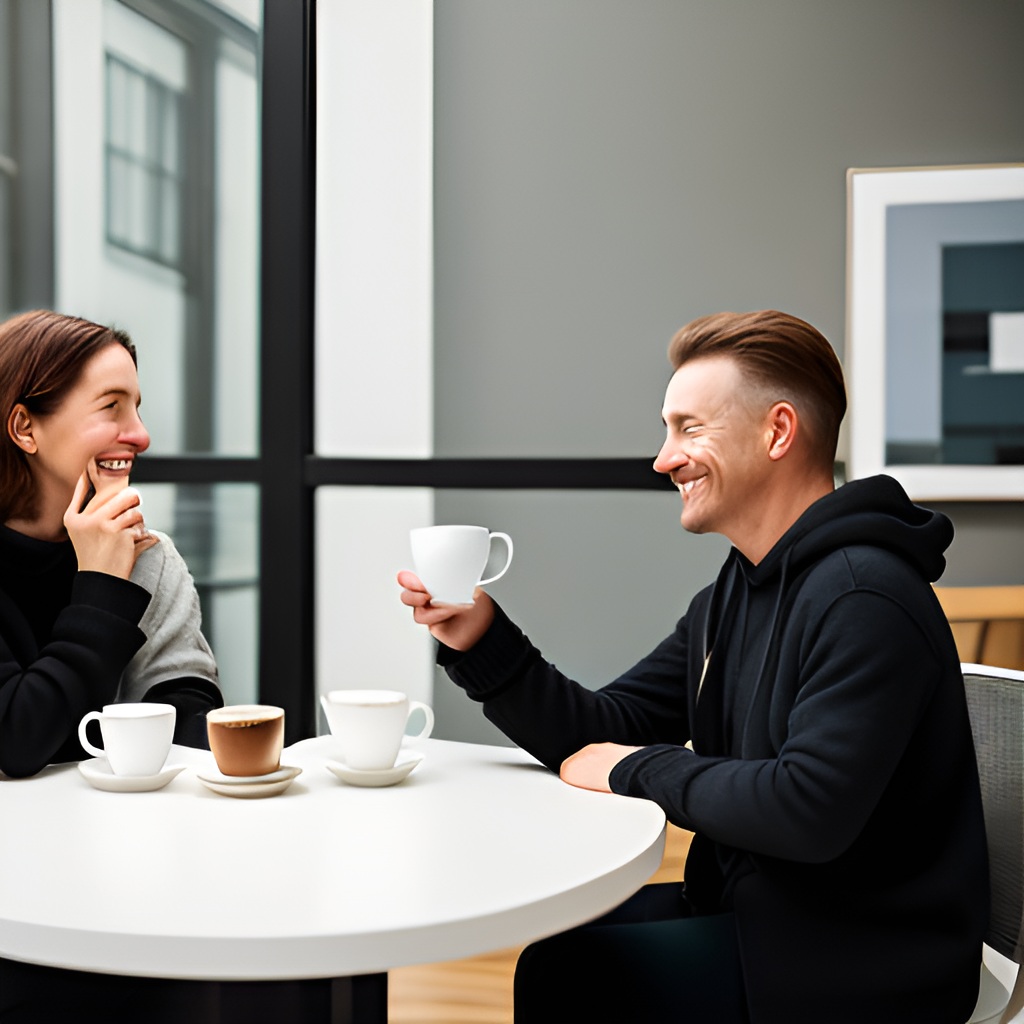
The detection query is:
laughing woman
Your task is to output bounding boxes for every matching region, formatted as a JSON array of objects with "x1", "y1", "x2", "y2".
[{"x1": 0, "y1": 309, "x2": 223, "y2": 780}]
